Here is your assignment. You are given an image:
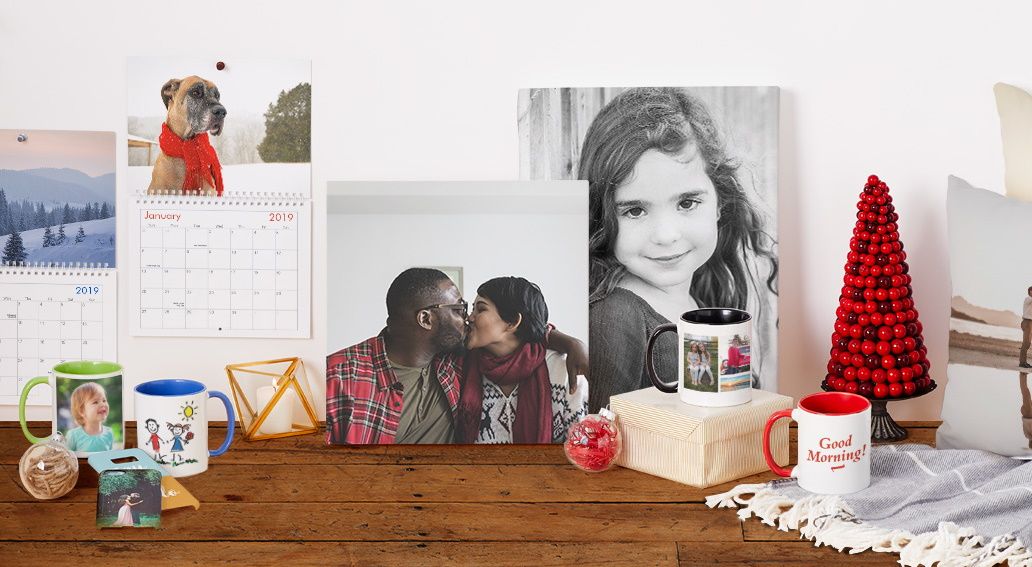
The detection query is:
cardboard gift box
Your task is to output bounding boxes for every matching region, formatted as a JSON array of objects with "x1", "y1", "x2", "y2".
[{"x1": 610, "y1": 387, "x2": 792, "y2": 488}]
